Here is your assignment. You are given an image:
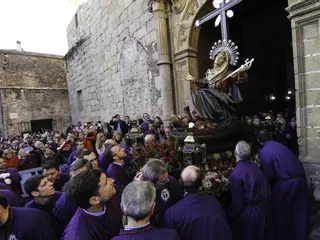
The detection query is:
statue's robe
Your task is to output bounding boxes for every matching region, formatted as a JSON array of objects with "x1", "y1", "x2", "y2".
[
  {"x1": 189, "y1": 86, "x2": 242, "y2": 125},
  {"x1": 259, "y1": 141, "x2": 308, "y2": 240},
  {"x1": 228, "y1": 160, "x2": 273, "y2": 240},
  {"x1": 2, "y1": 207, "x2": 58, "y2": 240},
  {"x1": 152, "y1": 176, "x2": 183, "y2": 227},
  {"x1": 53, "y1": 191, "x2": 79, "y2": 233},
  {"x1": 112, "y1": 224, "x2": 180, "y2": 240},
  {"x1": 62, "y1": 195, "x2": 122, "y2": 240},
  {"x1": 164, "y1": 192, "x2": 232, "y2": 240}
]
